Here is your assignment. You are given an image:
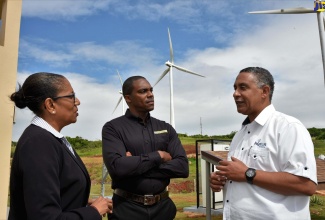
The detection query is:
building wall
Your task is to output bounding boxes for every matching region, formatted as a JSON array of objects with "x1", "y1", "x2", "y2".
[
  {"x1": 317, "y1": 183, "x2": 325, "y2": 190},
  {"x1": 316, "y1": 159, "x2": 325, "y2": 191},
  {"x1": 0, "y1": 0, "x2": 22, "y2": 219}
]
